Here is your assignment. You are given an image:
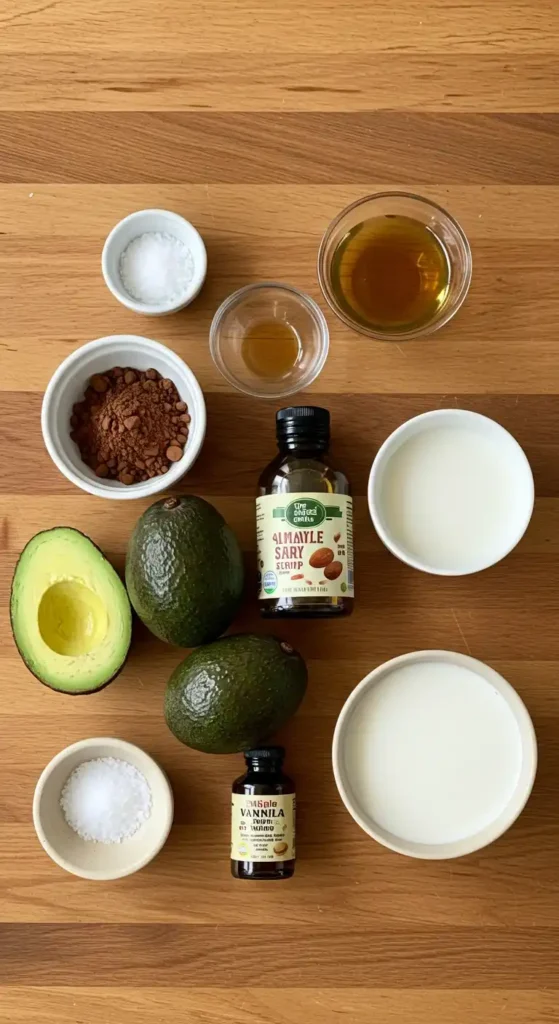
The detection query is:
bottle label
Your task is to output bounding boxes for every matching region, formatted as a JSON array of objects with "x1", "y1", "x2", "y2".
[
  {"x1": 256, "y1": 492, "x2": 354, "y2": 600},
  {"x1": 231, "y1": 793, "x2": 296, "y2": 862}
]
